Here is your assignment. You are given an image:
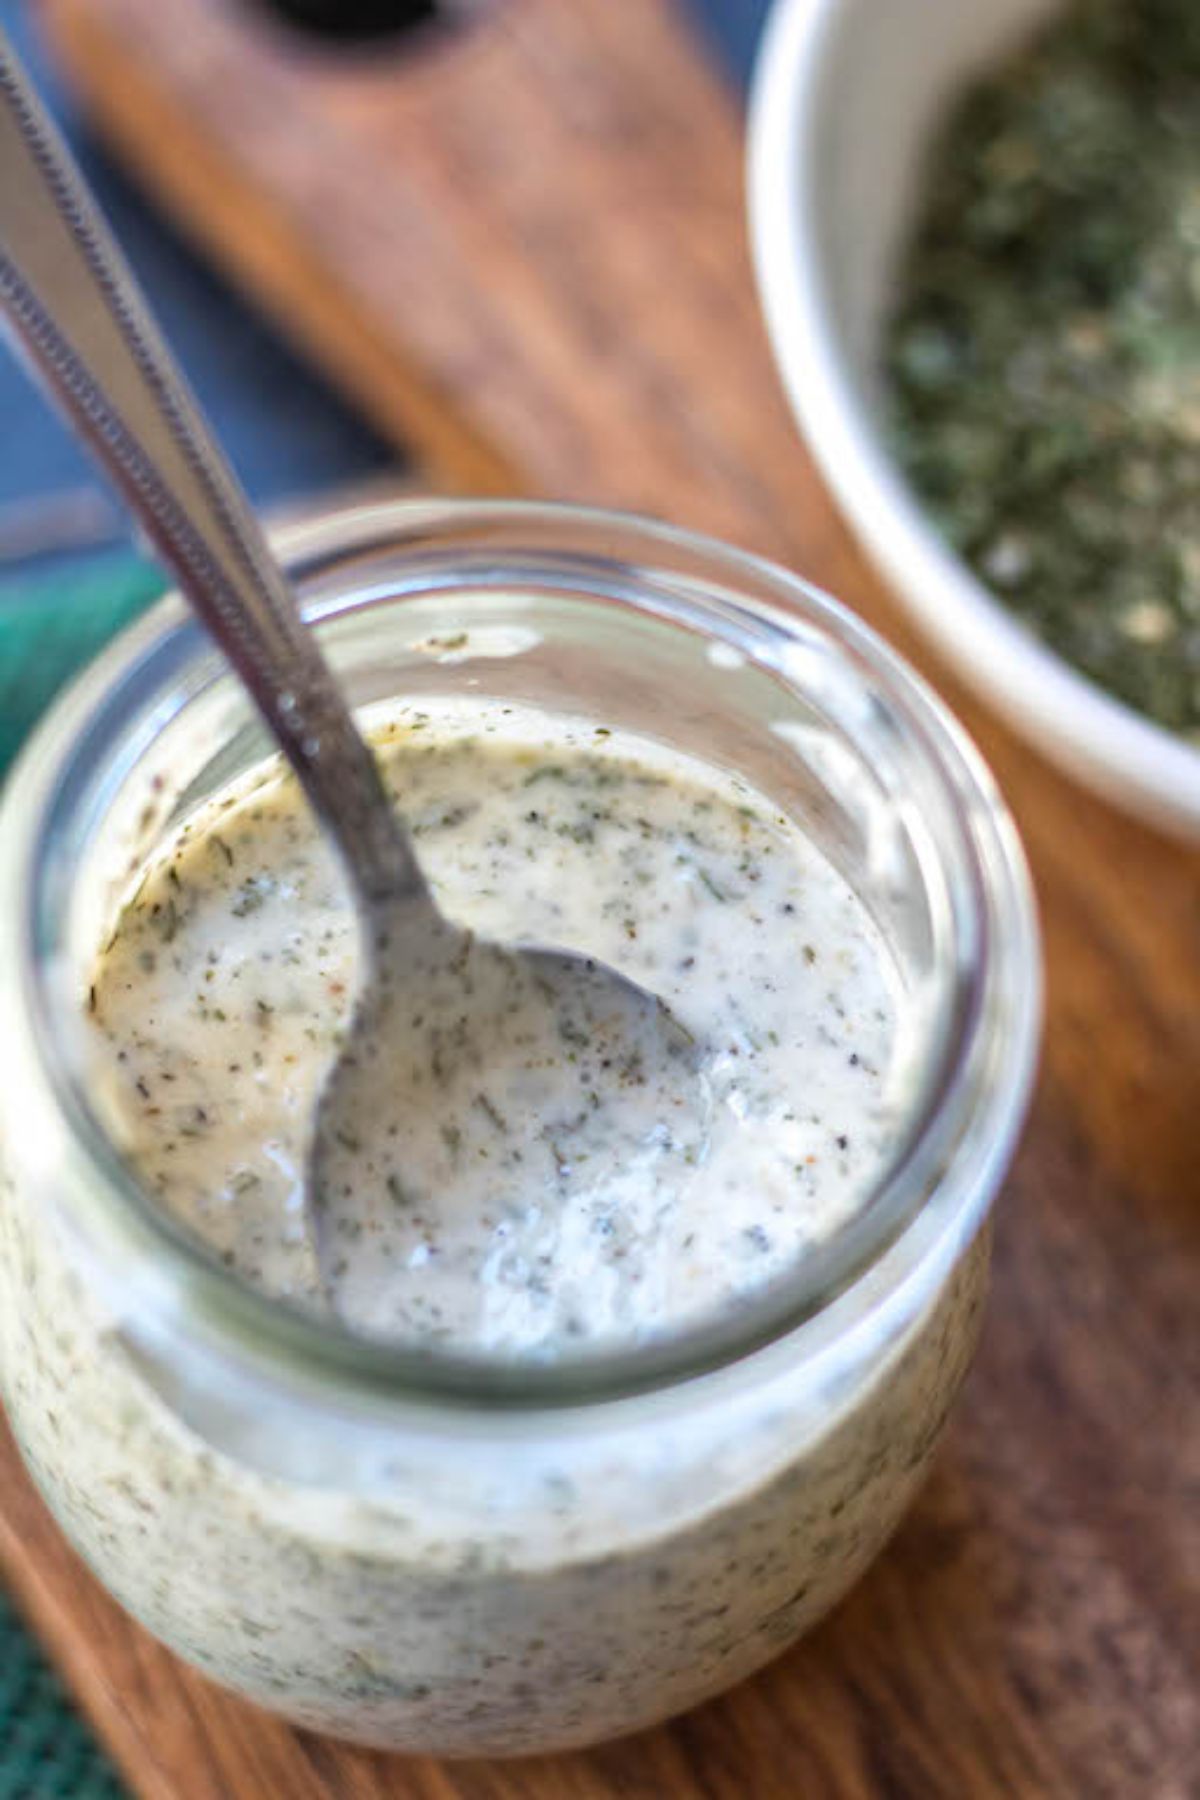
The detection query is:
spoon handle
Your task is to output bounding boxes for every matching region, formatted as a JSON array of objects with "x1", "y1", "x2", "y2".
[{"x1": 0, "y1": 36, "x2": 427, "y2": 909}]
